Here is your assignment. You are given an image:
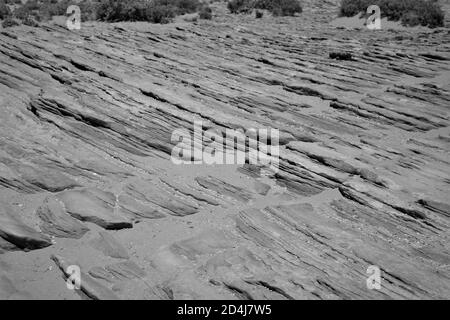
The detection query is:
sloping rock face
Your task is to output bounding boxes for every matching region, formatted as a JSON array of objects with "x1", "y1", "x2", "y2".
[
  {"x1": 0, "y1": 3, "x2": 449, "y2": 299},
  {"x1": 0, "y1": 202, "x2": 52, "y2": 251}
]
